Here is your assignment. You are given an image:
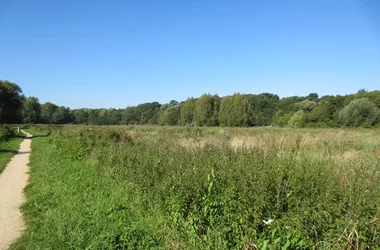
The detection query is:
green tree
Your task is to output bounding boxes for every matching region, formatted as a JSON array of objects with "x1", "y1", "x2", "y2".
[
  {"x1": 22, "y1": 97, "x2": 41, "y2": 124},
  {"x1": 194, "y1": 94, "x2": 219, "y2": 126},
  {"x1": 158, "y1": 102, "x2": 181, "y2": 126},
  {"x1": 356, "y1": 90, "x2": 380, "y2": 108},
  {"x1": 158, "y1": 106, "x2": 181, "y2": 126},
  {"x1": 104, "y1": 109, "x2": 122, "y2": 125},
  {"x1": 306, "y1": 95, "x2": 345, "y2": 127},
  {"x1": 88, "y1": 109, "x2": 100, "y2": 125},
  {"x1": 272, "y1": 110, "x2": 293, "y2": 127},
  {"x1": 246, "y1": 93, "x2": 279, "y2": 126},
  {"x1": 288, "y1": 110, "x2": 306, "y2": 128},
  {"x1": 181, "y1": 97, "x2": 196, "y2": 125},
  {"x1": 122, "y1": 107, "x2": 139, "y2": 125},
  {"x1": 219, "y1": 94, "x2": 251, "y2": 127},
  {"x1": 136, "y1": 102, "x2": 161, "y2": 124},
  {"x1": 167, "y1": 106, "x2": 181, "y2": 125},
  {"x1": 51, "y1": 106, "x2": 72, "y2": 124},
  {"x1": 294, "y1": 100, "x2": 317, "y2": 112},
  {"x1": 73, "y1": 109, "x2": 89, "y2": 124},
  {"x1": 0, "y1": 80, "x2": 24, "y2": 123},
  {"x1": 40, "y1": 102, "x2": 58, "y2": 124},
  {"x1": 307, "y1": 93, "x2": 319, "y2": 102},
  {"x1": 339, "y1": 98, "x2": 378, "y2": 127},
  {"x1": 210, "y1": 94, "x2": 221, "y2": 126},
  {"x1": 276, "y1": 96, "x2": 305, "y2": 114}
]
